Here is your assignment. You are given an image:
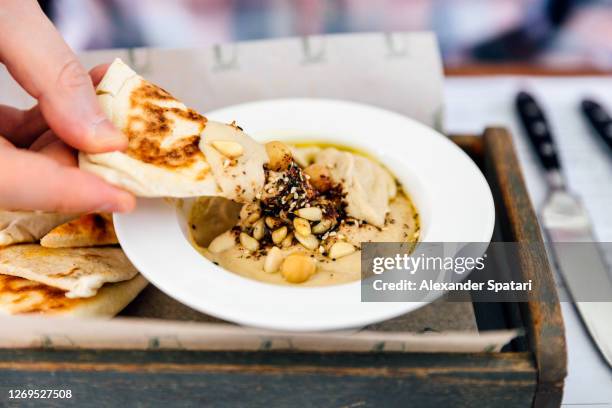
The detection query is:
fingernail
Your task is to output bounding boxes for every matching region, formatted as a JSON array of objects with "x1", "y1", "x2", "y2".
[{"x1": 93, "y1": 119, "x2": 128, "y2": 150}]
